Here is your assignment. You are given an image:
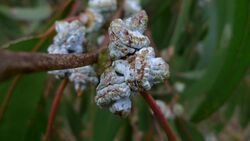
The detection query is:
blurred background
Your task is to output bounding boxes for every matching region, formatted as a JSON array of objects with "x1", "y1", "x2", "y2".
[{"x1": 0, "y1": 0, "x2": 249, "y2": 140}]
